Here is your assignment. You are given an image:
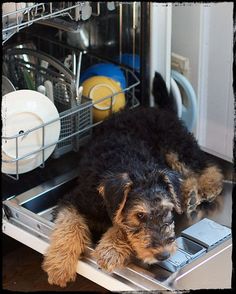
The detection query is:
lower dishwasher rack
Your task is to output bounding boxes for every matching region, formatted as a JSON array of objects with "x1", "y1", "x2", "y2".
[{"x1": 2, "y1": 169, "x2": 232, "y2": 291}]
